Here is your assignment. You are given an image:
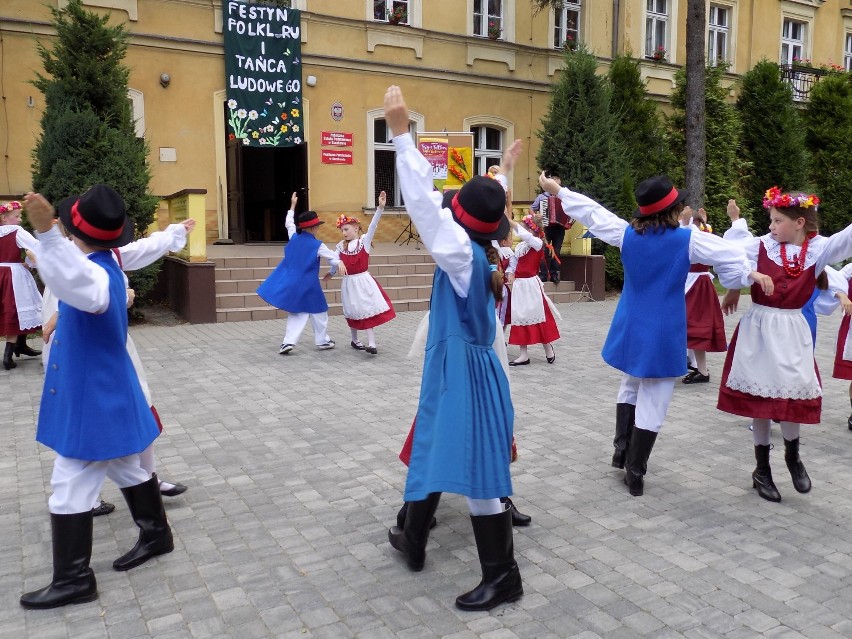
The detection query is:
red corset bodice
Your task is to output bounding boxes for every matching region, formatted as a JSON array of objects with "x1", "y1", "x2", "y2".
[
  {"x1": 514, "y1": 246, "x2": 542, "y2": 278},
  {"x1": 751, "y1": 241, "x2": 816, "y2": 309},
  {"x1": 0, "y1": 230, "x2": 24, "y2": 263},
  {"x1": 339, "y1": 242, "x2": 369, "y2": 275}
]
